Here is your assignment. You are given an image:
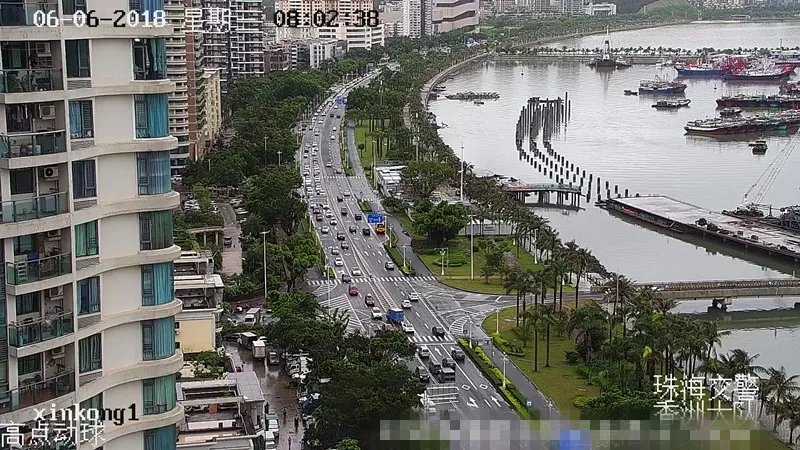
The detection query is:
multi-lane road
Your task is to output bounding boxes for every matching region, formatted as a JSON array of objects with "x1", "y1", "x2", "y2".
[{"x1": 297, "y1": 74, "x2": 520, "y2": 426}]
